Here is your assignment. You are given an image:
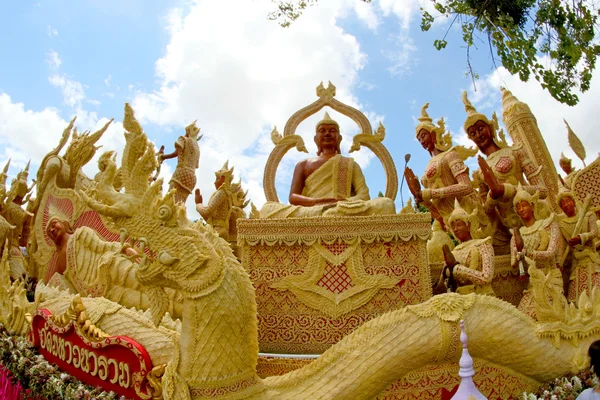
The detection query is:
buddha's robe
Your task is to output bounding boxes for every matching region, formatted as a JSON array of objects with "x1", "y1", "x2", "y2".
[
  {"x1": 47, "y1": 227, "x2": 183, "y2": 319},
  {"x1": 260, "y1": 154, "x2": 395, "y2": 218}
]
